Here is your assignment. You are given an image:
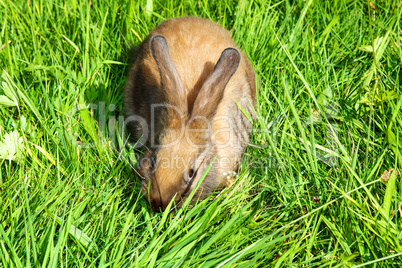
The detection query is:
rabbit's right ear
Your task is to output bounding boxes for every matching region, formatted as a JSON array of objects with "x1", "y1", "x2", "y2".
[
  {"x1": 191, "y1": 48, "x2": 240, "y2": 119},
  {"x1": 150, "y1": 35, "x2": 188, "y2": 115}
]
